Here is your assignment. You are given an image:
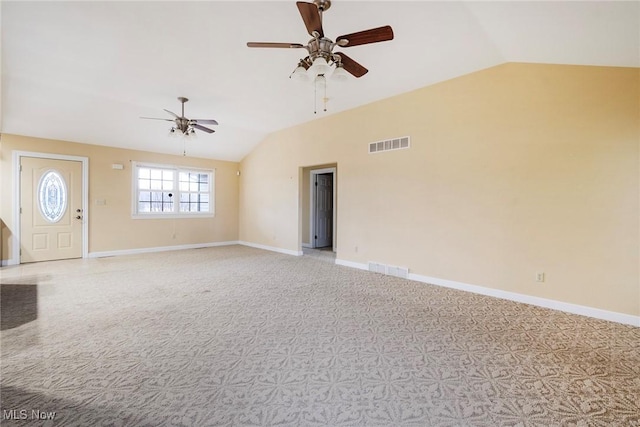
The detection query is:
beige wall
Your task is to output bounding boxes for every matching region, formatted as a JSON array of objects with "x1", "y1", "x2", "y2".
[
  {"x1": 239, "y1": 63, "x2": 640, "y2": 317},
  {"x1": 1, "y1": 63, "x2": 637, "y2": 318},
  {"x1": 0, "y1": 134, "x2": 239, "y2": 260}
]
